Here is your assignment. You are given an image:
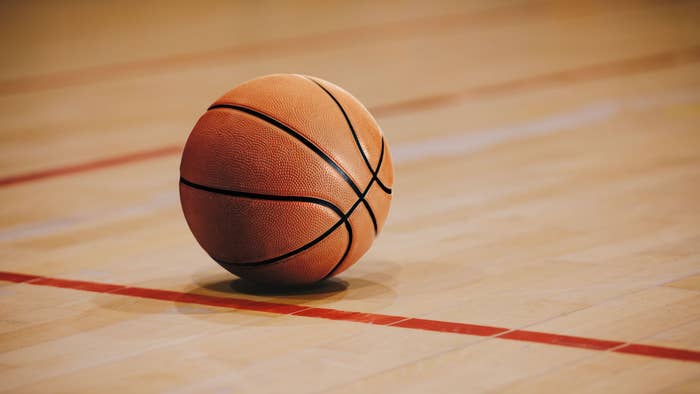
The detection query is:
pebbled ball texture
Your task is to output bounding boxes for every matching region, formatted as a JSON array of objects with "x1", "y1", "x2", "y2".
[{"x1": 179, "y1": 74, "x2": 393, "y2": 286}]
